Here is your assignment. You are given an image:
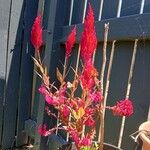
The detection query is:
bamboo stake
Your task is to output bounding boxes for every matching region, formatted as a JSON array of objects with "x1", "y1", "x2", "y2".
[
  {"x1": 74, "y1": 46, "x2": 81, "y2": 80},
  {"x1": 93, "y1": 50, "x2": 96, "y2": 61},
  {"x1": 118, "y1": 39, "x2": 138, "y2": 148},
  {"x1": 98, "y1": 23, "x2": 109, "y2": 150},
  {"x1": 147, "y1": 106, "x2": 150, "y2": 121},
  {"x1": 100, "y1": 23, "x2": 109, "y2": 93},
  {"x1": 103, "y1": 41, "x2": 116, "y2": 116},
  {"x1": 98, "y1": 40, "x2": 115, "y2": 149}
]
